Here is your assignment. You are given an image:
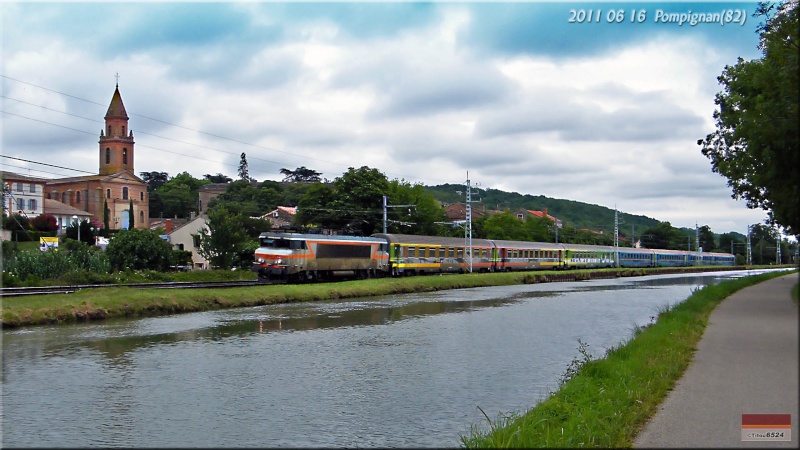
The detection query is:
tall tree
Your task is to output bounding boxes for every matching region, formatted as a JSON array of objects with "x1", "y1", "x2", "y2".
[
  {"x1": 698, "y1": 1, "x2": 799, "y2": 236},
  {"x1": 698, "y1": 225, "x2": 717, "y2": 252},
  {"x1": 238, "y1": 153, "x2": 251, "y2": 181},
  {"x1": 103, "y1": 200, "x2": 110, "y2": 237},
  {"x1": 129, "y1": 199, "x2": 134, "y2": 229}
]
